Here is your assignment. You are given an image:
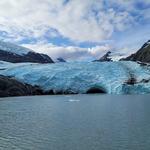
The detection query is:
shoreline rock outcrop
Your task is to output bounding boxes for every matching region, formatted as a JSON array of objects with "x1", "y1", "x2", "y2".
[{"x1": 0, "y1": 75, "x2": 44, "y2": 97}]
